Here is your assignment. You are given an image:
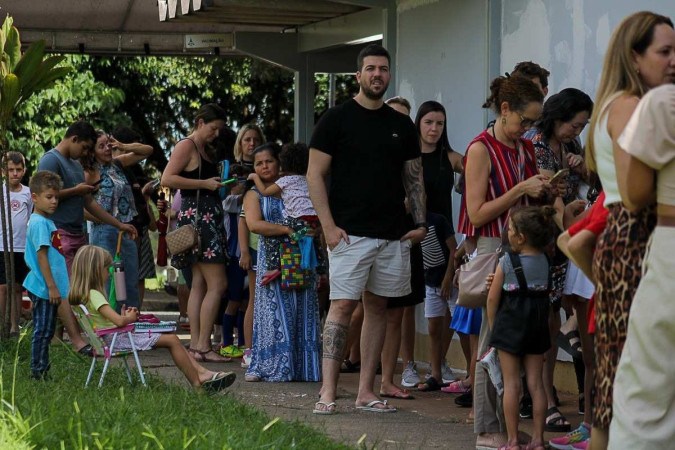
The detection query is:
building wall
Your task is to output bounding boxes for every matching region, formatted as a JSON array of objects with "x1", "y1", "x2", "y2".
[
  {"x1": 499, "y1": 0, "x2": 675, "y2": 99},
  {"x1": 396, "y1": 0, "x2": 489, "y2": 155}
]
